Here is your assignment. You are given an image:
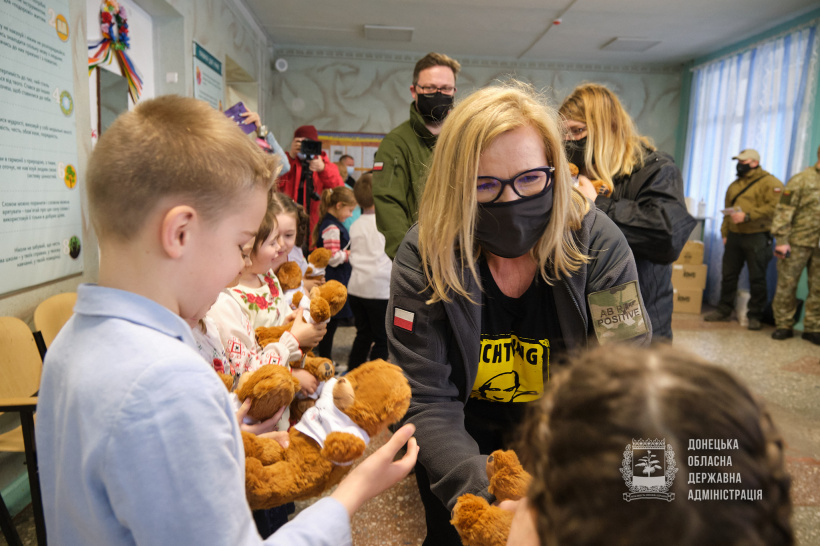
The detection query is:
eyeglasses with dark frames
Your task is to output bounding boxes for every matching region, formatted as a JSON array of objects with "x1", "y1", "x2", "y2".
[
  {"x1": 476, "y1": 167, "x2": 555, "y2": 204},
  {"x1": 414, "y1": 84, "x2": 457, "y2": 96}
]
